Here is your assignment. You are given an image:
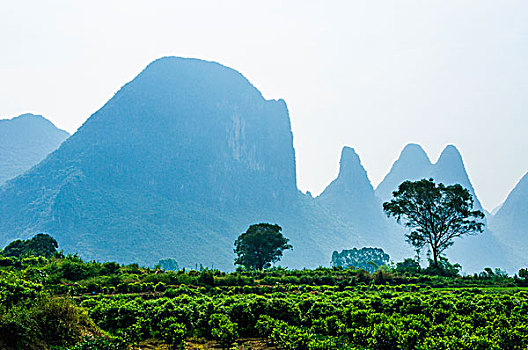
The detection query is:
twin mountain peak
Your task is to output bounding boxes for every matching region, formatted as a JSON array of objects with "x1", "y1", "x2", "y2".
[{"x1": 322, "y1": 143, "x2": 479, "y2": 208}]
